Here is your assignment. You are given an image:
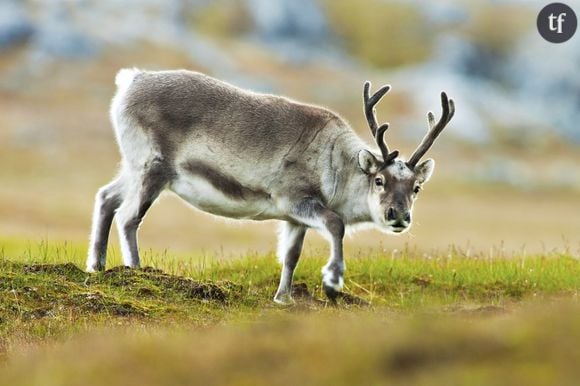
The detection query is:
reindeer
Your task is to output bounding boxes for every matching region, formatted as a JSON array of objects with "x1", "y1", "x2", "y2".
[{"x1": 87, "y1": 69, "x2": 455, "y2": 304}]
